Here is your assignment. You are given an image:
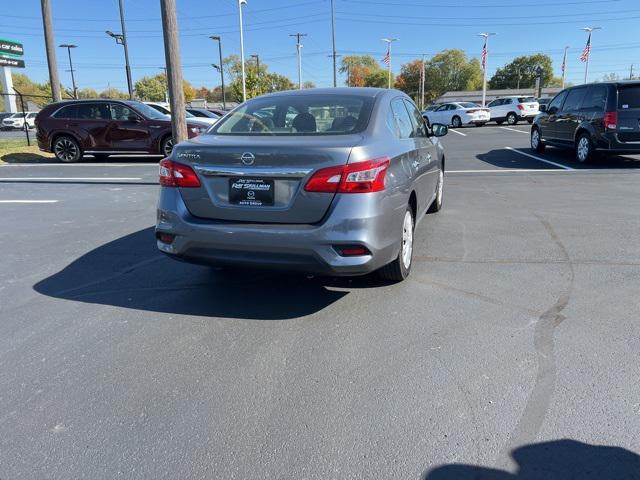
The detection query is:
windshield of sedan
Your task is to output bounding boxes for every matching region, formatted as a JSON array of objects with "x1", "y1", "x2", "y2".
[
  {"x1": 129, "y1": 101, "x2": 169, "y2": 120},
  {"x1": 212, "y1": 94, "x2": 374, "y2": 135}
]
